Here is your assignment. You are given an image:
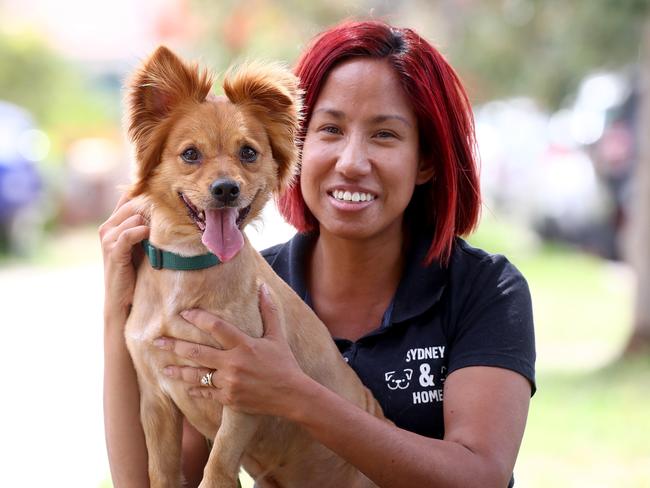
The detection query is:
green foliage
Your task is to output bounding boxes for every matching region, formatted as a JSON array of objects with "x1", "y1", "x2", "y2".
[
  {"x1": 189, "y1": 0, "x2": 377, "y2": 70},
  {"x1": 0, "y1": 31, "x2": 116, "y2": 130},
  {"x1": 447, "y1": 0, "x2": 650, "y2": 108}
]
